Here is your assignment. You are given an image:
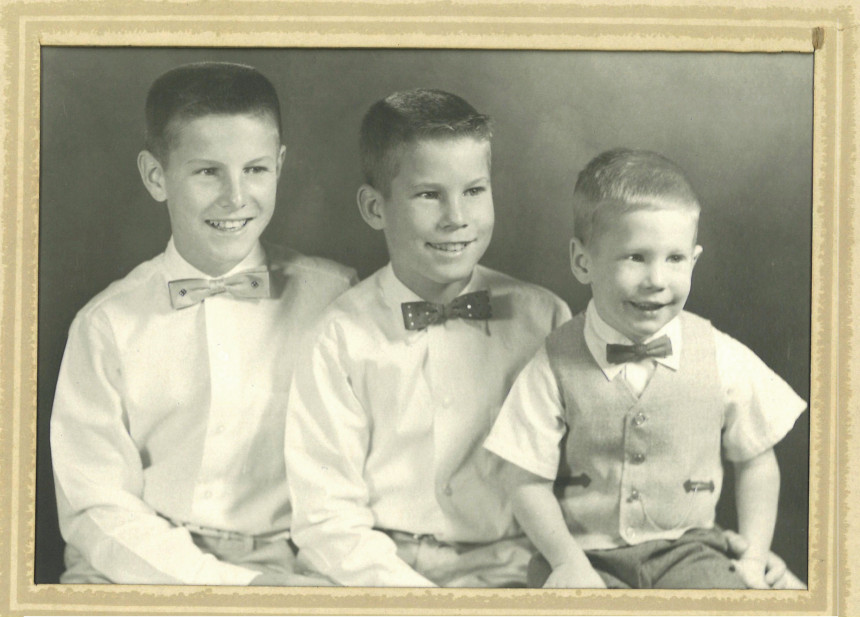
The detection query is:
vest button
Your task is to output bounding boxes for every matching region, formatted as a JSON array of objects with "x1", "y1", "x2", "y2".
[
  {"x1": 632, "y1": 413, "x2": 647, "y2": 426},
  {"x1": 629, "y1": 489, "x2": 640, "y2": 500},
  {"x1": 631, "y1": 452, "x2": 646, "y2": 464}
]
